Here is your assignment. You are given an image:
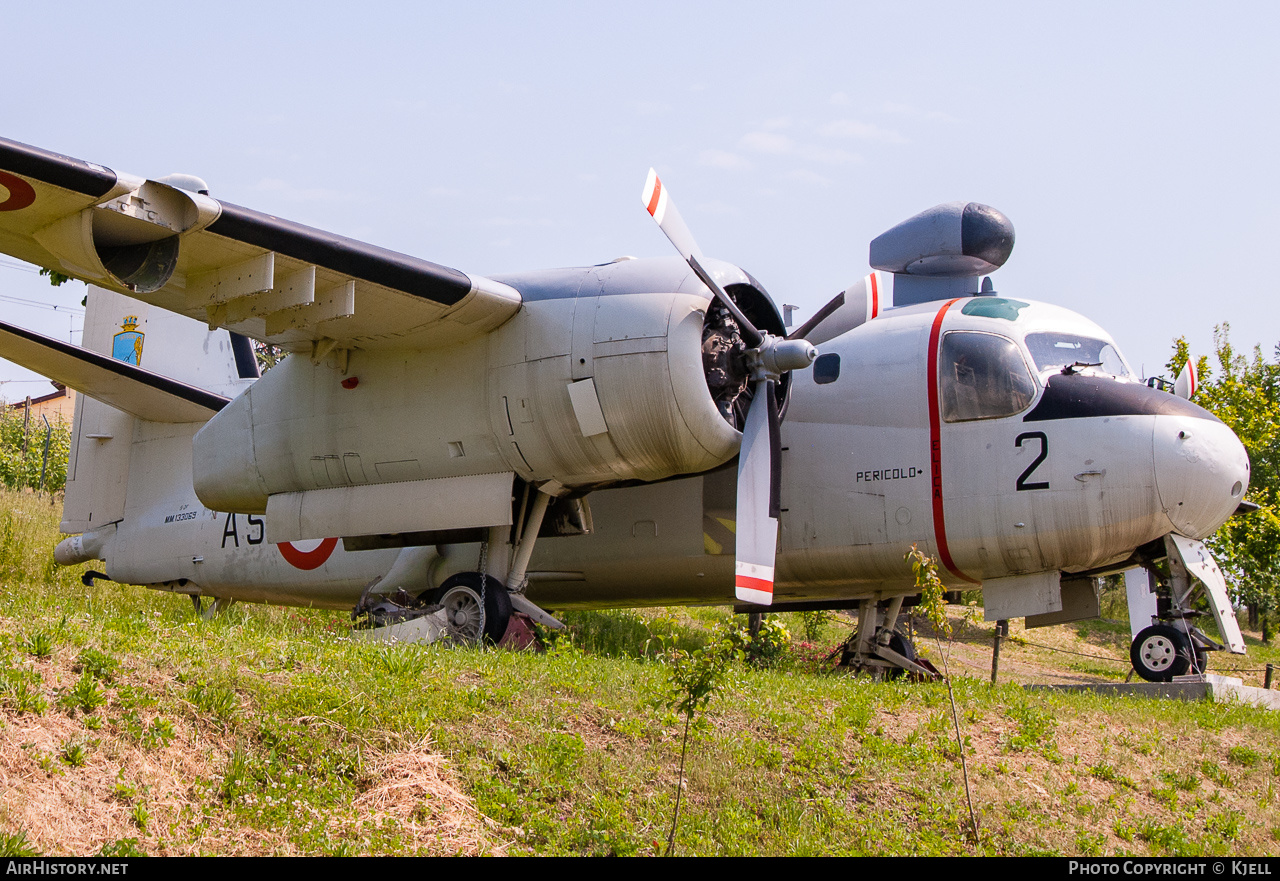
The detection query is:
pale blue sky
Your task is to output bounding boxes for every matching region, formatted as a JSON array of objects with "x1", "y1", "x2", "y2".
[{"x1": 3, "y1": 1, "x2": 1277, "y2": 398}]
